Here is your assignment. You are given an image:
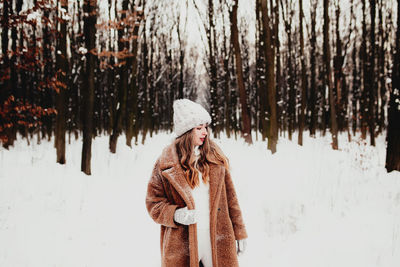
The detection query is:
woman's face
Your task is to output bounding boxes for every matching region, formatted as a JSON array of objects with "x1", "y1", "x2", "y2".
[{"x1": 192, "y1": 123, "x2": 208, "y2": 146}]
